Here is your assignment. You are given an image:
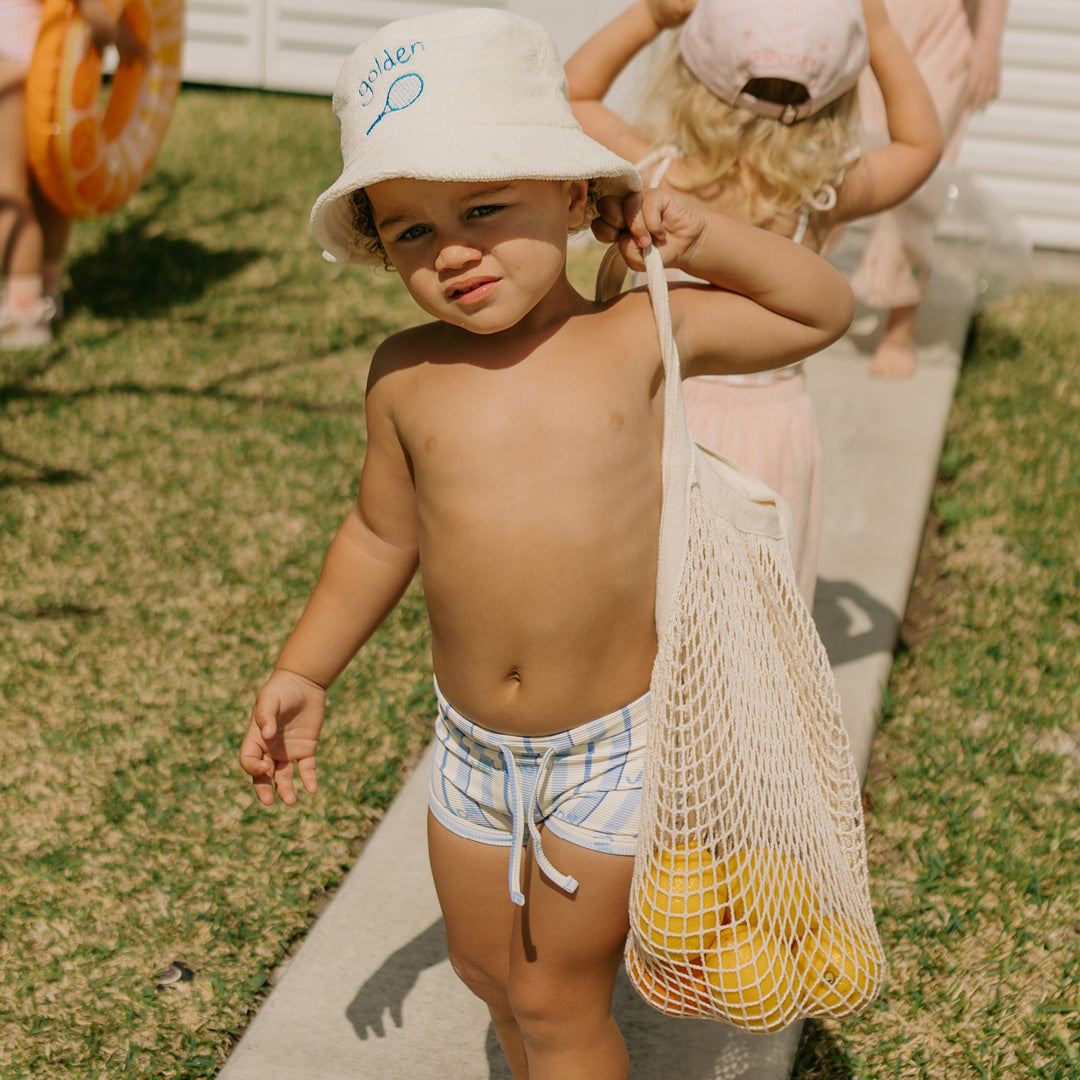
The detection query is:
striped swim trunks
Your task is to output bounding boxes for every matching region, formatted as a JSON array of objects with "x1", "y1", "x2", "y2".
[{"x1": 428, "y1": 677, "x2": 649, "y2": 906}]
